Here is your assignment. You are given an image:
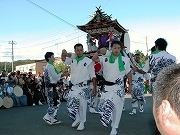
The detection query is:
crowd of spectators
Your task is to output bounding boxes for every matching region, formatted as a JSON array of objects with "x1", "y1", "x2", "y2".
[{"x1": 0, "y1": 70, "x2": 47, "y2": 108}]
